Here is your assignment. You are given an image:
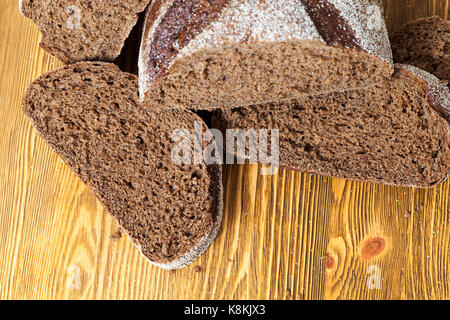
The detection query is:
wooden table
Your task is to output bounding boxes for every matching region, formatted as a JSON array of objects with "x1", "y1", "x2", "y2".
[{"x1": 0, "y1": 0, "x2": 448, "y2": 300}]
